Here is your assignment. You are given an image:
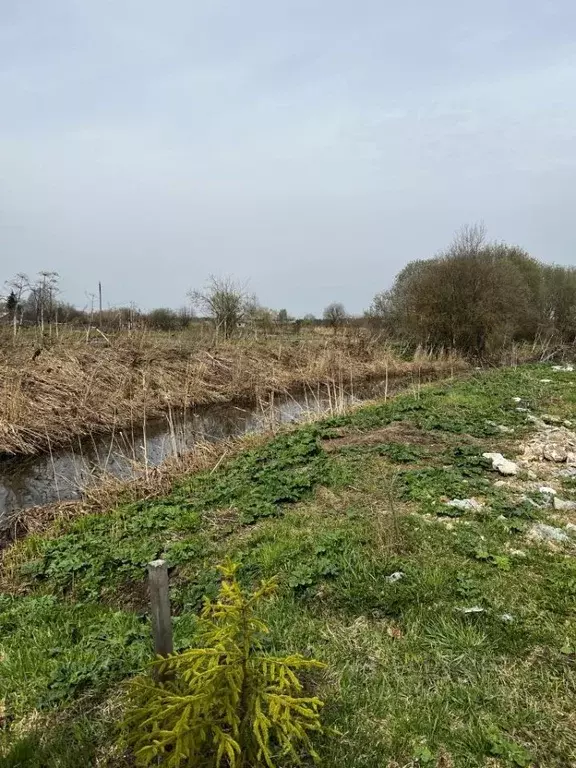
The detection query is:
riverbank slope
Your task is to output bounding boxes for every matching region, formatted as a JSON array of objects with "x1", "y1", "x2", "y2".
[
  {"x1": 0, "y1": 331, "x2": 463, "y2": 457},
  {"x1": 2, "y1": 364, "x2": 576, "y2": 766}
]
